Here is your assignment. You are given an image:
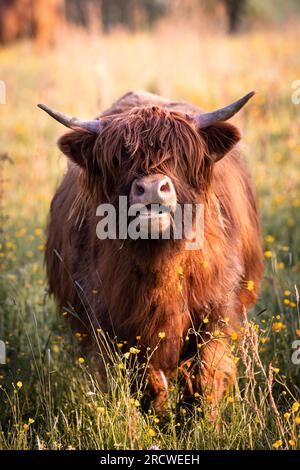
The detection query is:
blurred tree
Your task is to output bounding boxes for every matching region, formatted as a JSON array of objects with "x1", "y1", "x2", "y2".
[
  {"x1": 0, "y1": 0, "x2": 65, "y2": 45},
  {"x1": 221, "y1": 0, "x2": 248, "y2": 33},
  {"x1": 2, "y1": 0, "x2": 300, "y2": 44},
  {"x1": 203, "y1": 0, "x2": 248, "y2": 33},
  {"x1": 65, "y1": 0, "x2": 100, "y2": 27},
  {"x1": 65, "y1": 0, "x2": 169, "y2": 31},
  {"x1": 100, "y1": 0, "x2": 168, "y2": 31}
]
